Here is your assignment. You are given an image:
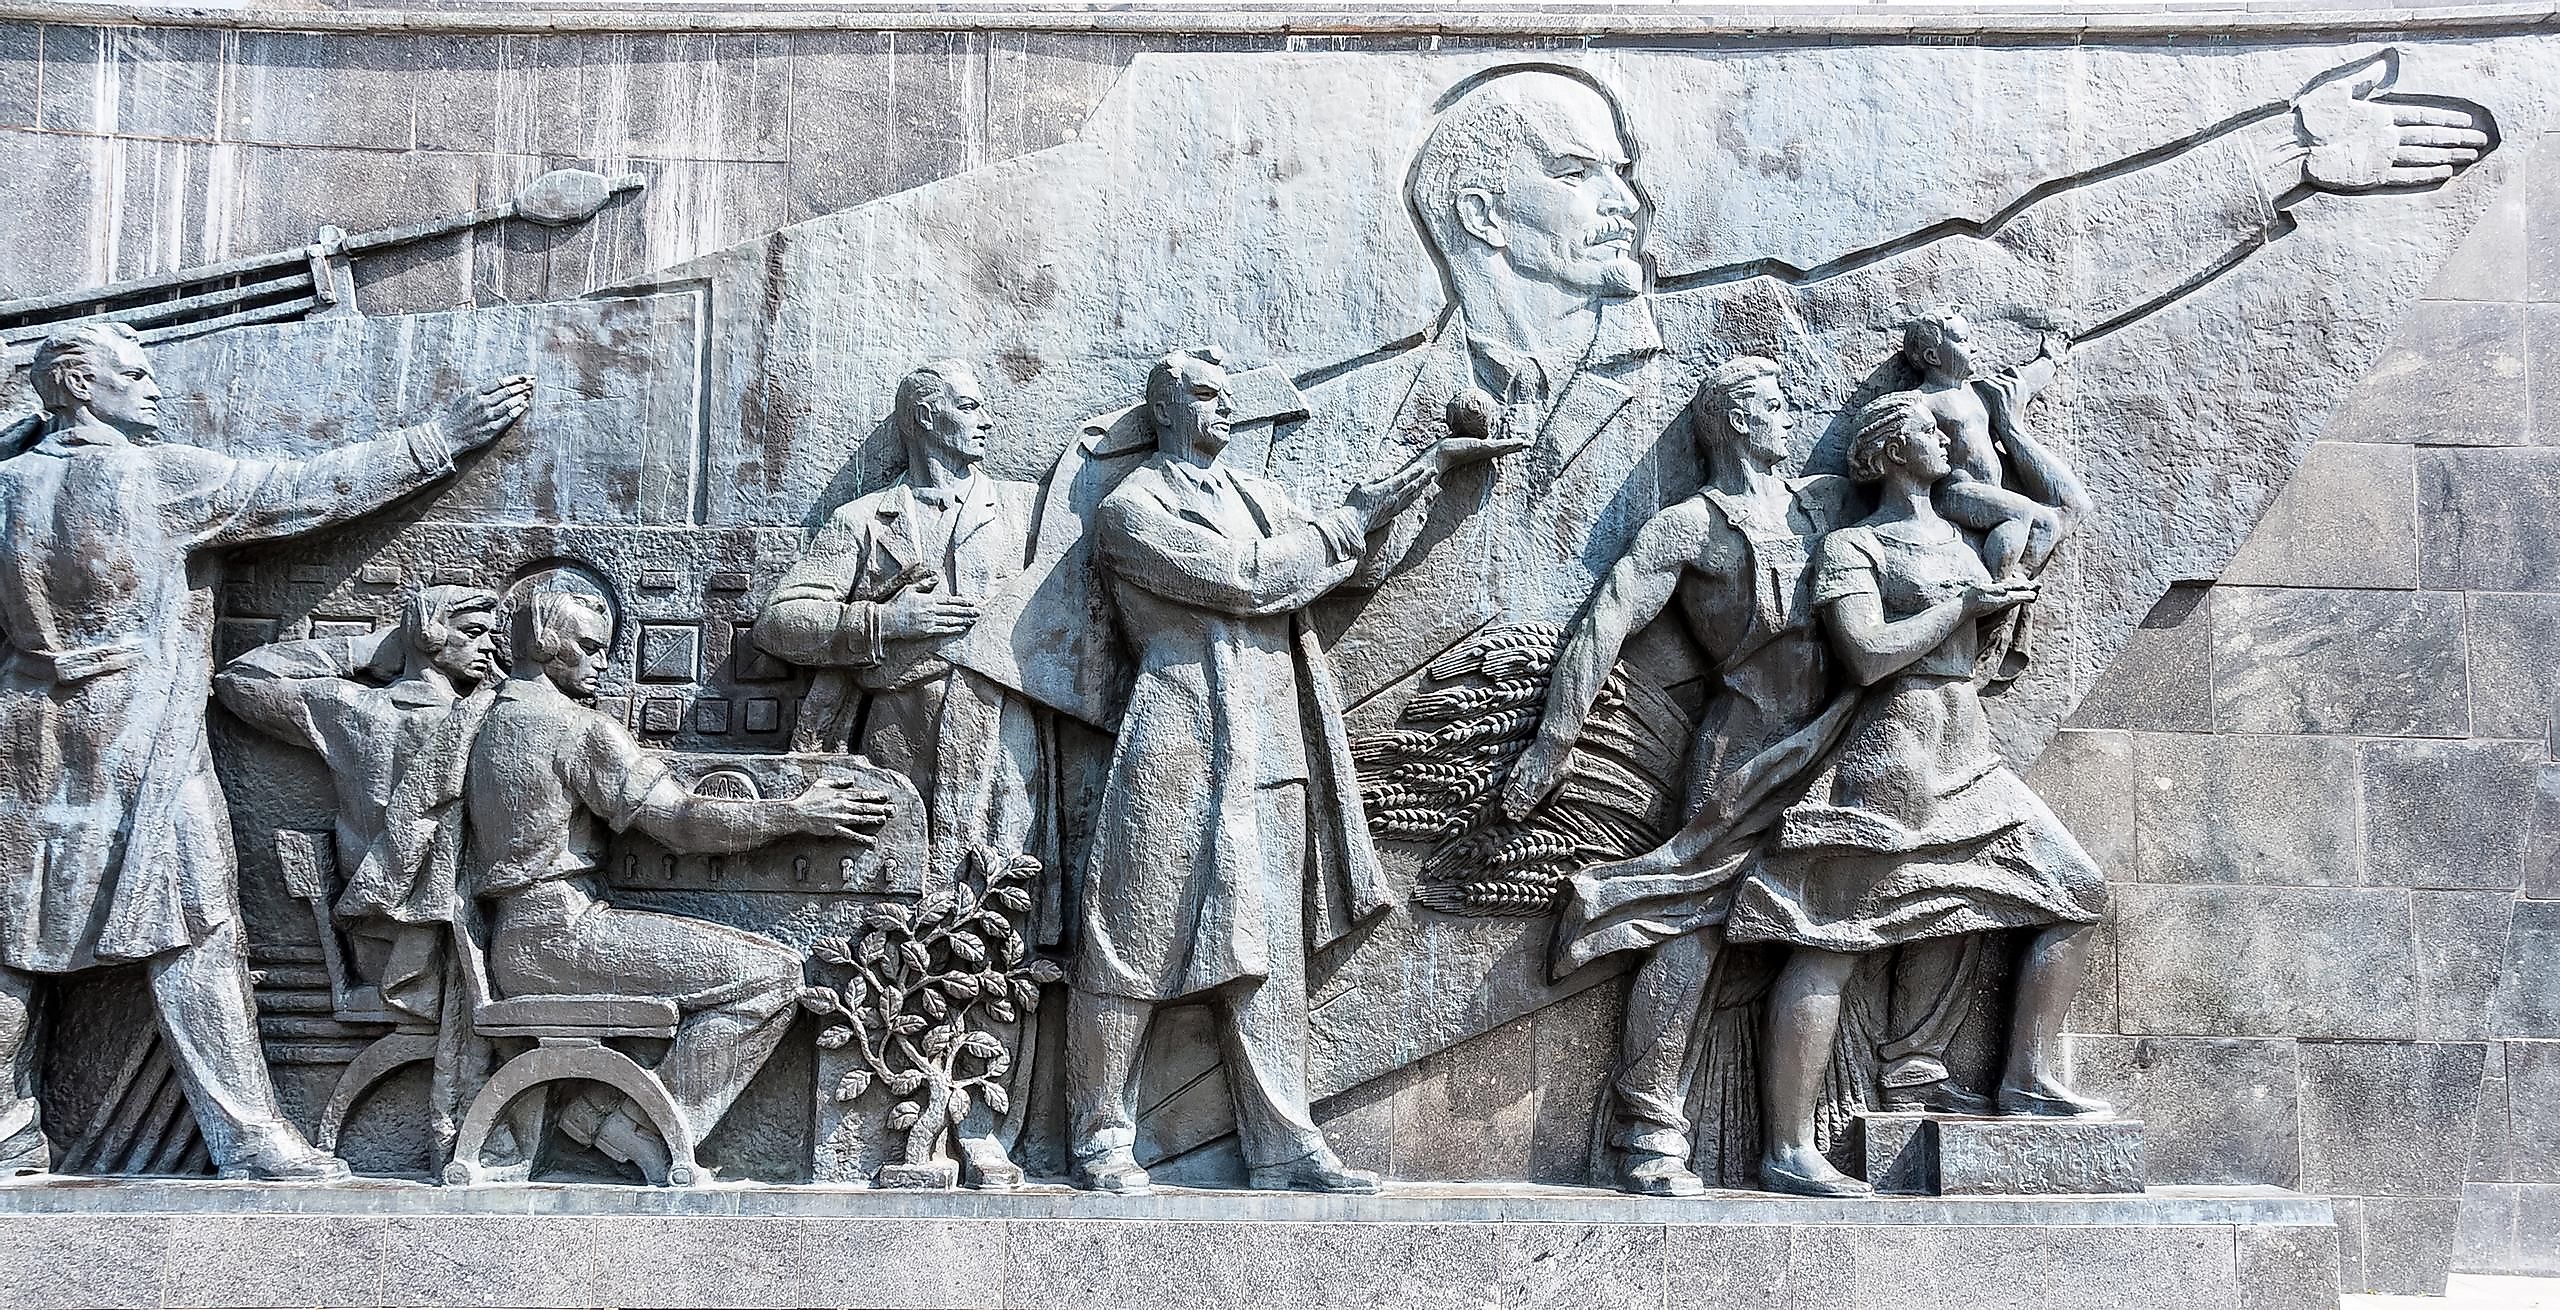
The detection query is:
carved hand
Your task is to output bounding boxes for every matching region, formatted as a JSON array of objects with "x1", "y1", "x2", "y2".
[
  {"x1": 1346, "y1": 457, "x2": 1438, "y2": 534},
  {"x1": 1501, "y1": 736, "x2": 1571, "y2": 821},
  {"x1": 877, "y1": 579, "x2": 981, "y2": 641},
  {"x1": 1429, "y1": 432, "x2": 1532, "y2": 473},
  {"x1": 791, "y1": 779, "x2": 897, "y2": 841},
  {"x1": 2293, "y1": 52, "x2": 2491, "y2": 194},
  {"x1": 445, "y1": 375, "x2": 536, "y2": 451},
  {"x1": 1960, "y1": 577, "x2": 2039, "y2": 619}
]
